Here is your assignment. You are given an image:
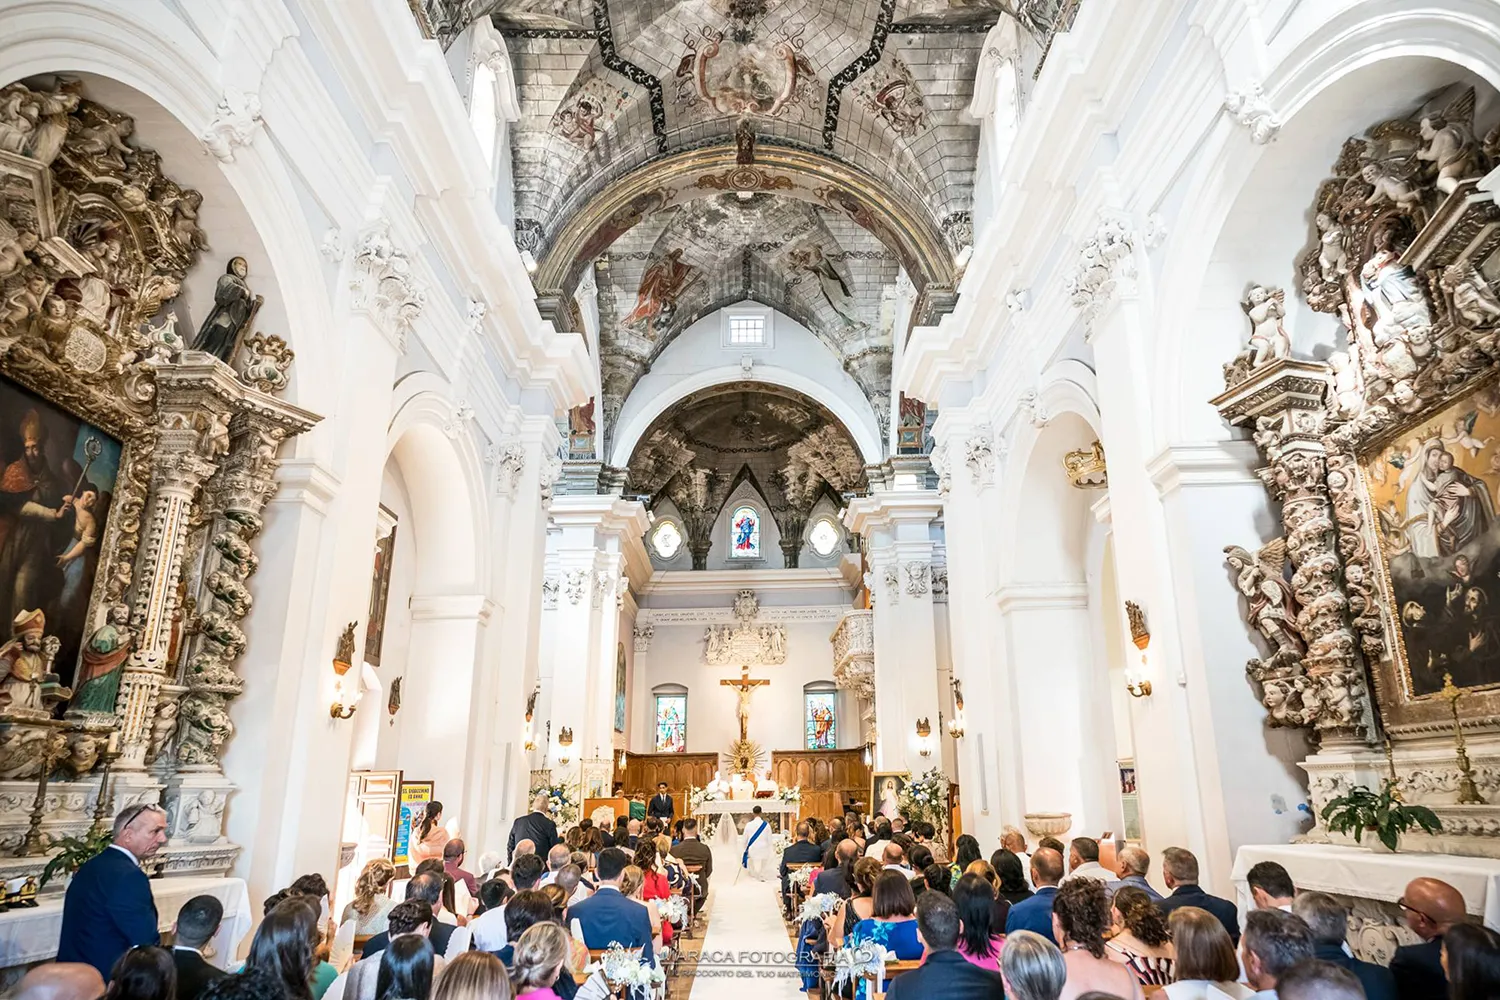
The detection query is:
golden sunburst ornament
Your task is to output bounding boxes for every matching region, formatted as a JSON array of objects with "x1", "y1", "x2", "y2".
[{"x1": 728, "y1": 738, "x2": 766, "y2": 778}]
